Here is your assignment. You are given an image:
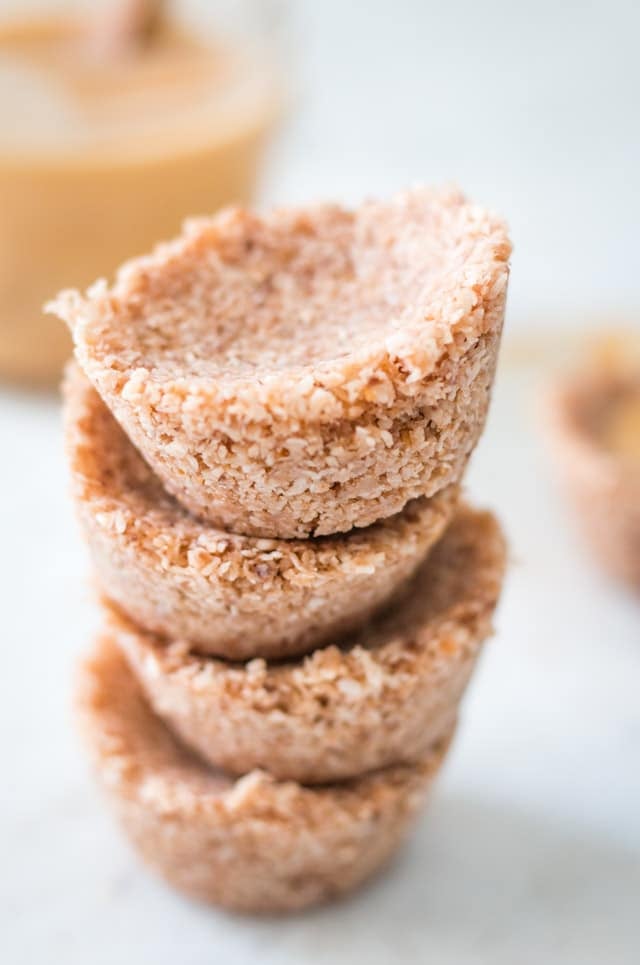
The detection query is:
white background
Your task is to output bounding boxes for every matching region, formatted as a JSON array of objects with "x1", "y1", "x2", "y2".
[{"x1": 265, "y1": 0, "x2": 640, "y2": 330}]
